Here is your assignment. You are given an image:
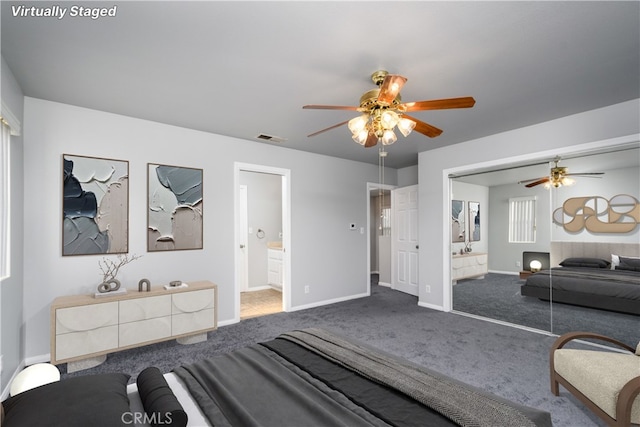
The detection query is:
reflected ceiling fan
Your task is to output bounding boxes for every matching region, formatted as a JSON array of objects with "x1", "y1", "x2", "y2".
[
  {"x1": 303, "y1": 70, "x2": 475, "y2": 148},
  {"x1": 518, "y1": 157, "x2": 604, "y2": 188}
]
